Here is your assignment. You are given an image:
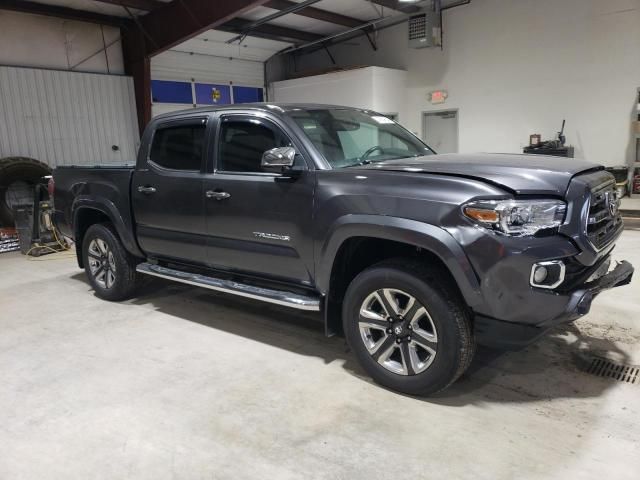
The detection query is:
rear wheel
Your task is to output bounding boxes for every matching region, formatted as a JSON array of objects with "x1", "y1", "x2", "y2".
[
  {"x1": 343, "y1": 259, "x2": 475, "y2": 396},
  {"x1": 82, "y1": 223, "x2": 139, "y2": 301}
]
